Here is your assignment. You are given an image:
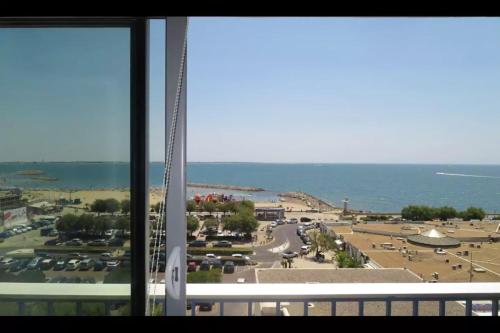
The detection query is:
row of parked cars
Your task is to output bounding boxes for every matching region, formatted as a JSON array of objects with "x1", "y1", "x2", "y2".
[
  {"x1": 0, "y1": 220, "x2": 54, "y2": 239},
  {"x1": 188, "y1": 240, "x2": 232, "y2": 248},
  {"x1": 0, "y1": 252, "x2": 123, "y2": 273},
  {"x1": 44, "y1": 237, "x2": 125, "y2": 247}
]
